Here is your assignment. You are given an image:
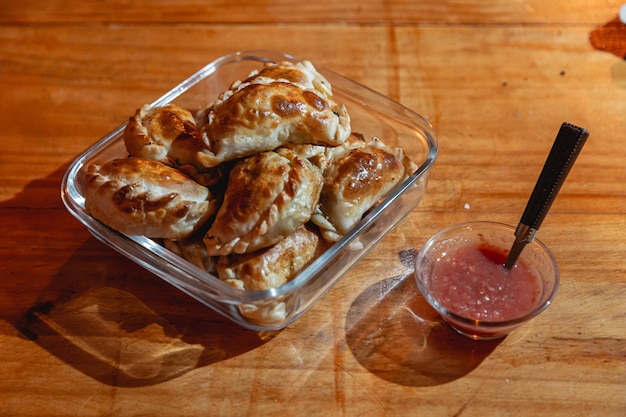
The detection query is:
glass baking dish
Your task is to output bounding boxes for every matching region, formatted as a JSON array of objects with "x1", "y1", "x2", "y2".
[{"x1": 61, "y1": 50, "x2": 438, "y2": 331}]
